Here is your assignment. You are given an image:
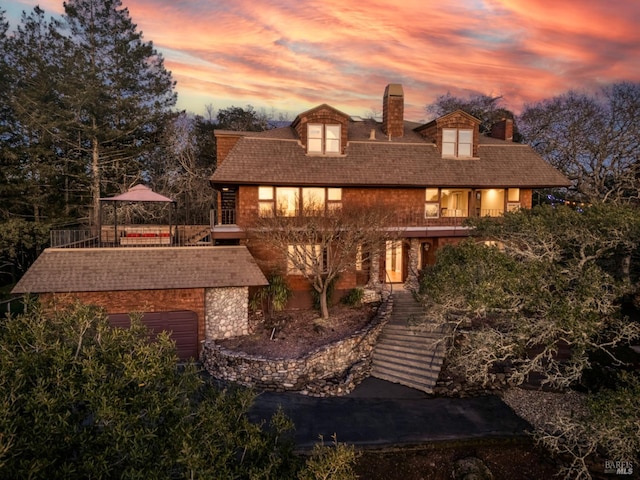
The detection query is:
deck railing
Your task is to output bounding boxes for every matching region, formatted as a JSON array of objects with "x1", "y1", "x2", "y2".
[
  {"x1": 208, "y1": 208, "x2": 508, "y2": 231},
  {"x1": 50, "y1": 224, "x2": 213, "y2": 248}
]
